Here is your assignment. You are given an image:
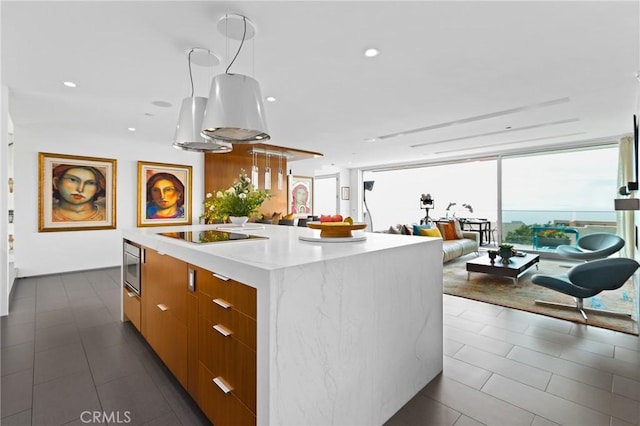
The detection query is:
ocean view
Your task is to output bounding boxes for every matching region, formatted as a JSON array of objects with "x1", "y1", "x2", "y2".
[{"x1": 502, "y1": 210, "x2": 617, "y2": 226}]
